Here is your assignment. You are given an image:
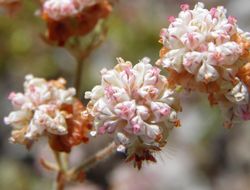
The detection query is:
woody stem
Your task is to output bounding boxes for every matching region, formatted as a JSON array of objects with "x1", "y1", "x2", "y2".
[
  {"x1": 73, "y1": 24, "x2": 108, "y2": 97},
  {"x1": 69, "y1": 142, "x2": 116, "y2": 177},
  {"x1": 74, "y1": 57, "x2": 85, "y2": 97}
]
